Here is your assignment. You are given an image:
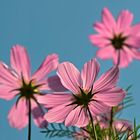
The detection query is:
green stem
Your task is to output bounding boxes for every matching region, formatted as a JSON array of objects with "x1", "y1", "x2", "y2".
[
  {"x1": 28, "y1": 99, "x2": 31, "y2": 140},
  {"x1": 87, "y1": 107, "x2": 97, "y2": 140},
  {"x1": 109, "y1": 108, "x2": 114, "y2": 140}
]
